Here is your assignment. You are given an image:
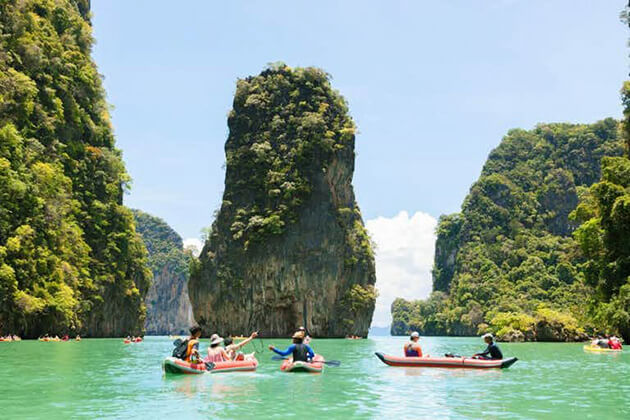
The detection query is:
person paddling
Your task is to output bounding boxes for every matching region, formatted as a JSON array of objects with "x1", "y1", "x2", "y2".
[
  {"x1": 404, "y1": 332, "x2": 423, "y2": 357},
  {"x1": 473, "y1": 333, "x2": 503, "y2": 360},
  {"x1": 185, "y1": 326, "x2": 203, "y2": 363},
  {"x1": 269, "y1": 331, "x2": 314, "y2": 362}
]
